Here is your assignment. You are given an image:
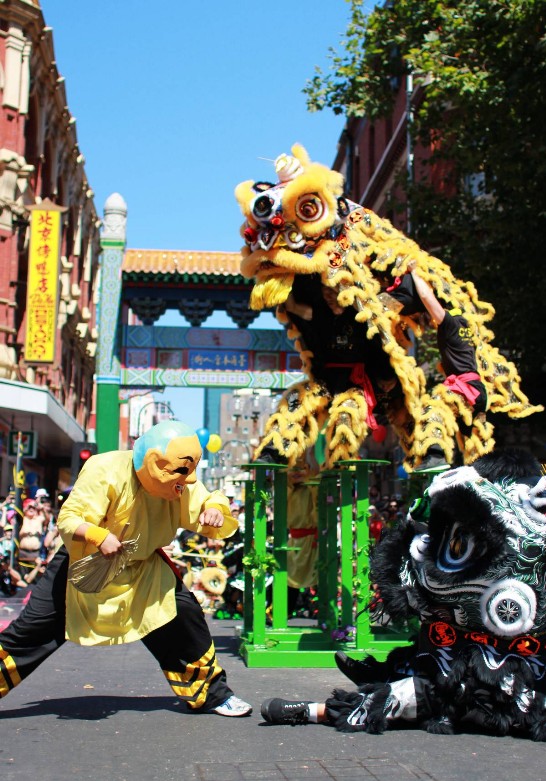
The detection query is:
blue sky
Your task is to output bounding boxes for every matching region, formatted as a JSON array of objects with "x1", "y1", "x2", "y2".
[{"x1": 41, "y1": 0, "x2": 357, "y2": 426}]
